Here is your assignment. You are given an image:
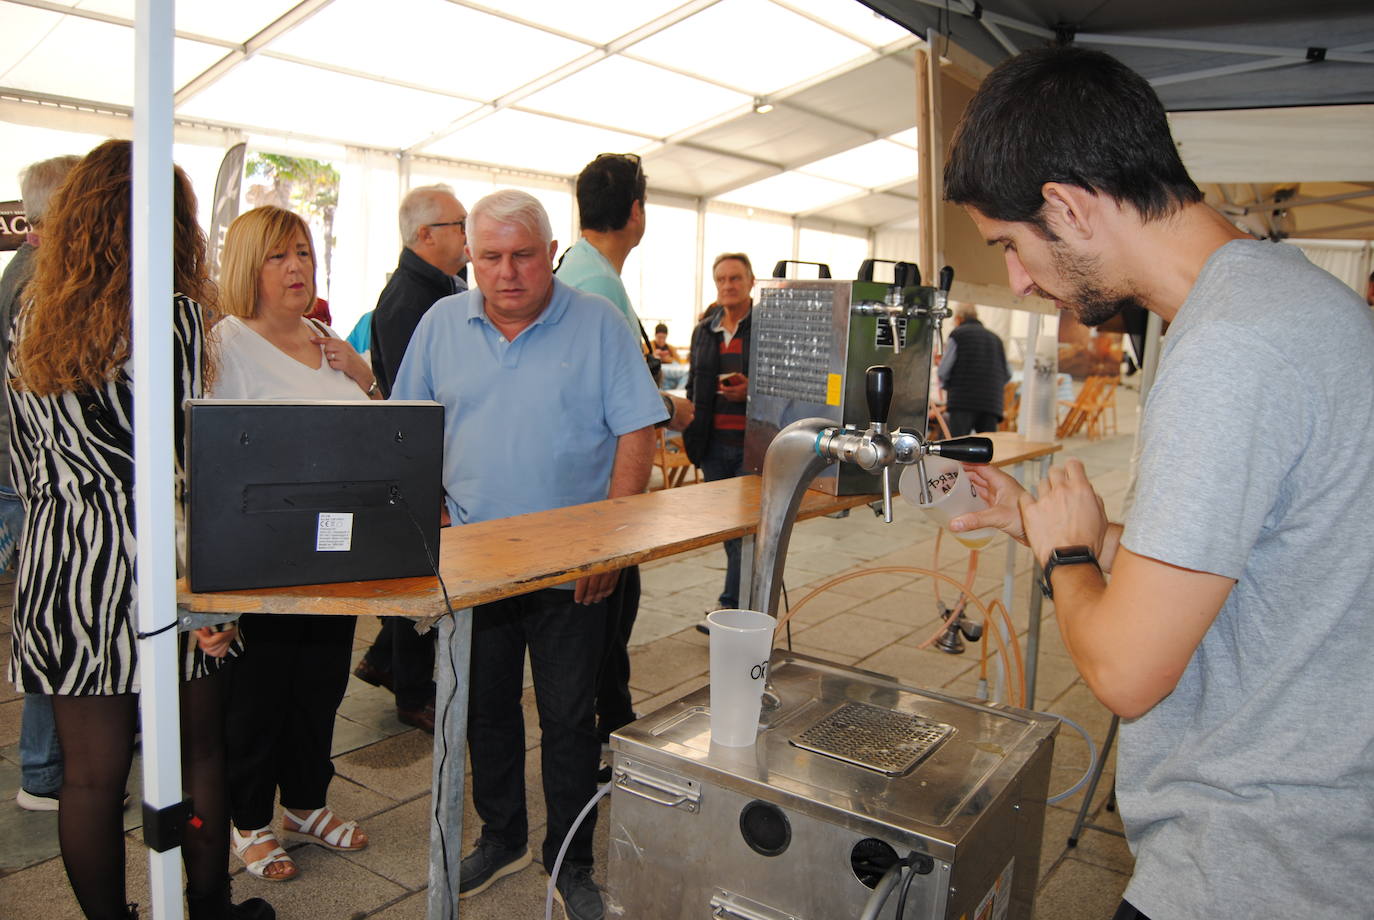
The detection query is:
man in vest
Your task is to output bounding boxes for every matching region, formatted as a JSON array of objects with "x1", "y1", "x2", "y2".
[{"x1": 937, "y1": 303, "x2": 1010, "y2": 435}]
